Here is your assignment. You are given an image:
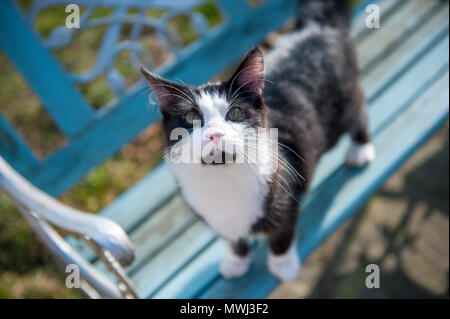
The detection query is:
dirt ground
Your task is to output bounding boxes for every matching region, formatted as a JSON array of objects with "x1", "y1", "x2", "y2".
[{"x1": 270, "y1": 125, "x2": 449, "y2": 299}]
